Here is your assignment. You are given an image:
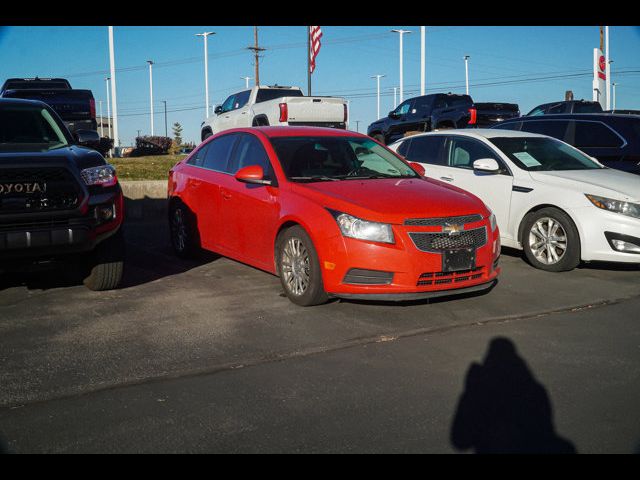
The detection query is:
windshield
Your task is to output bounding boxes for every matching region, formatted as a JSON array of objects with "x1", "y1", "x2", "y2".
[
  {"x1": 270, "y1": 136, "x2": 419, "y2": 182},
  {"x1": 488, "y1": 136, "x2": 604, "y2": 171},
  {"x1": 0, "y1": 104, "x2": 69, "y2": 152}
]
